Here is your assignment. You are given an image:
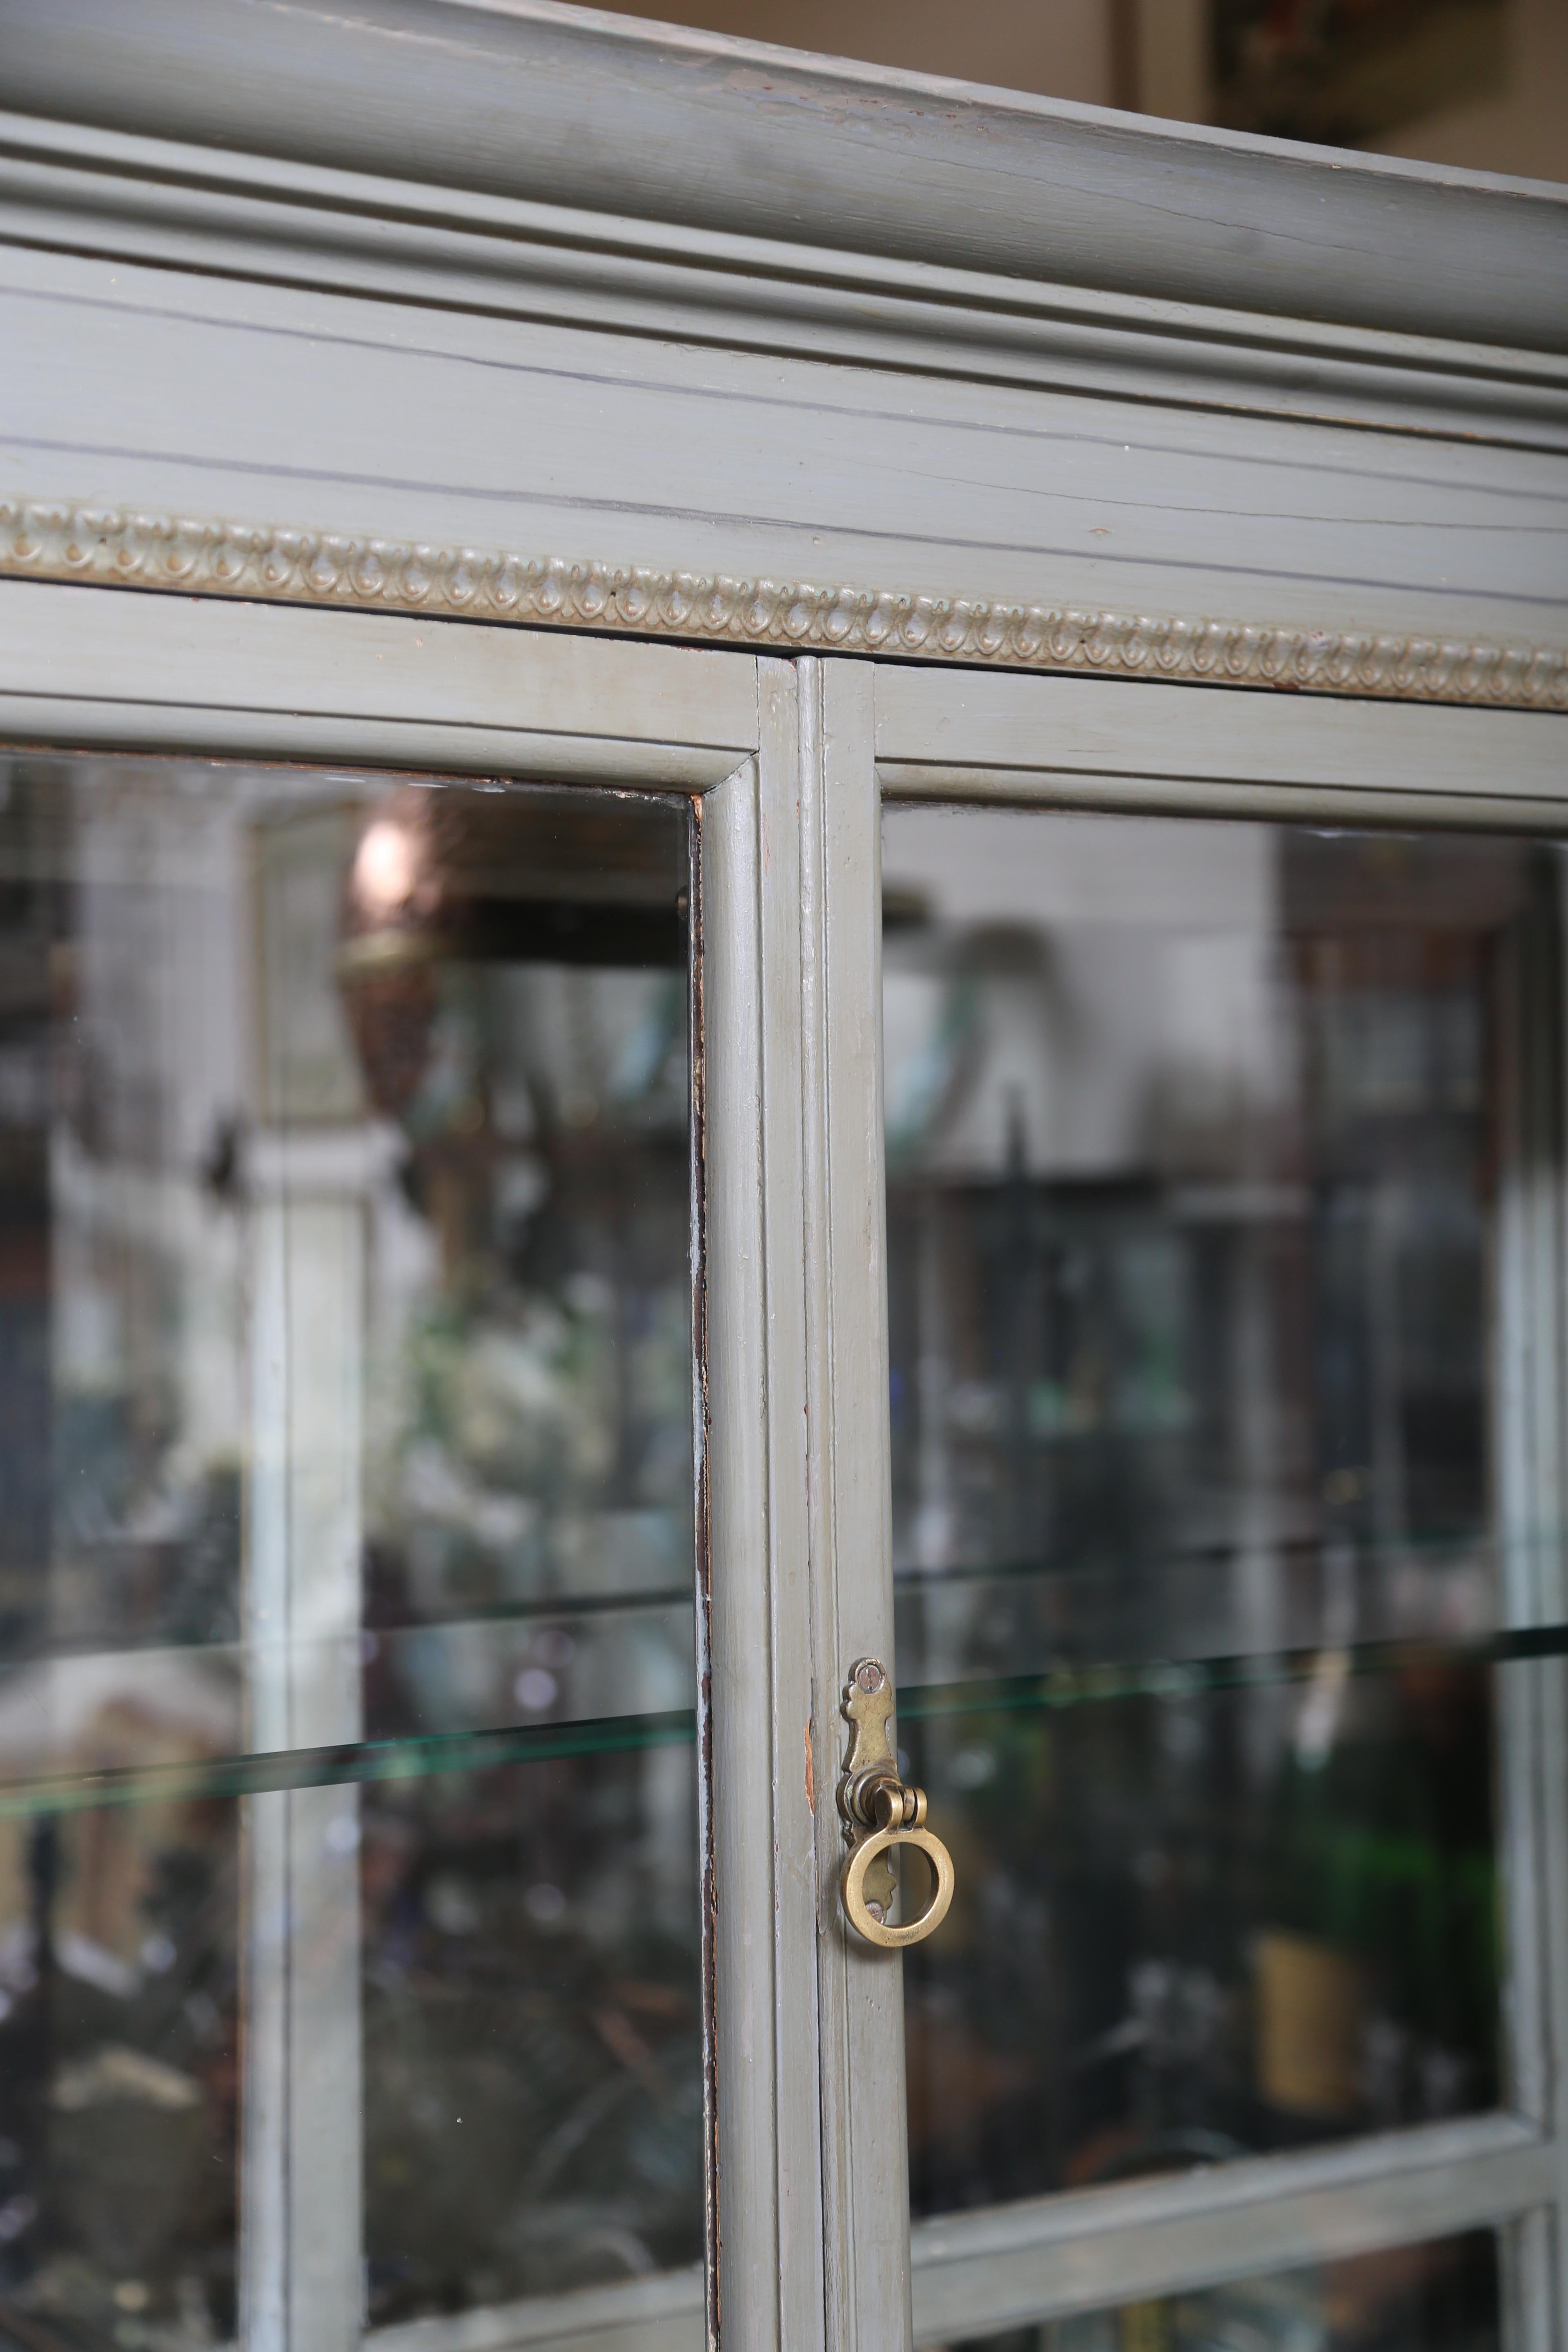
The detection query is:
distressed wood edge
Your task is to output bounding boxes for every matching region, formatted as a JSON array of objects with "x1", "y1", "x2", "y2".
[{"x1": 3, "y1": 499, "x2": 1566, "y2": 715}]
